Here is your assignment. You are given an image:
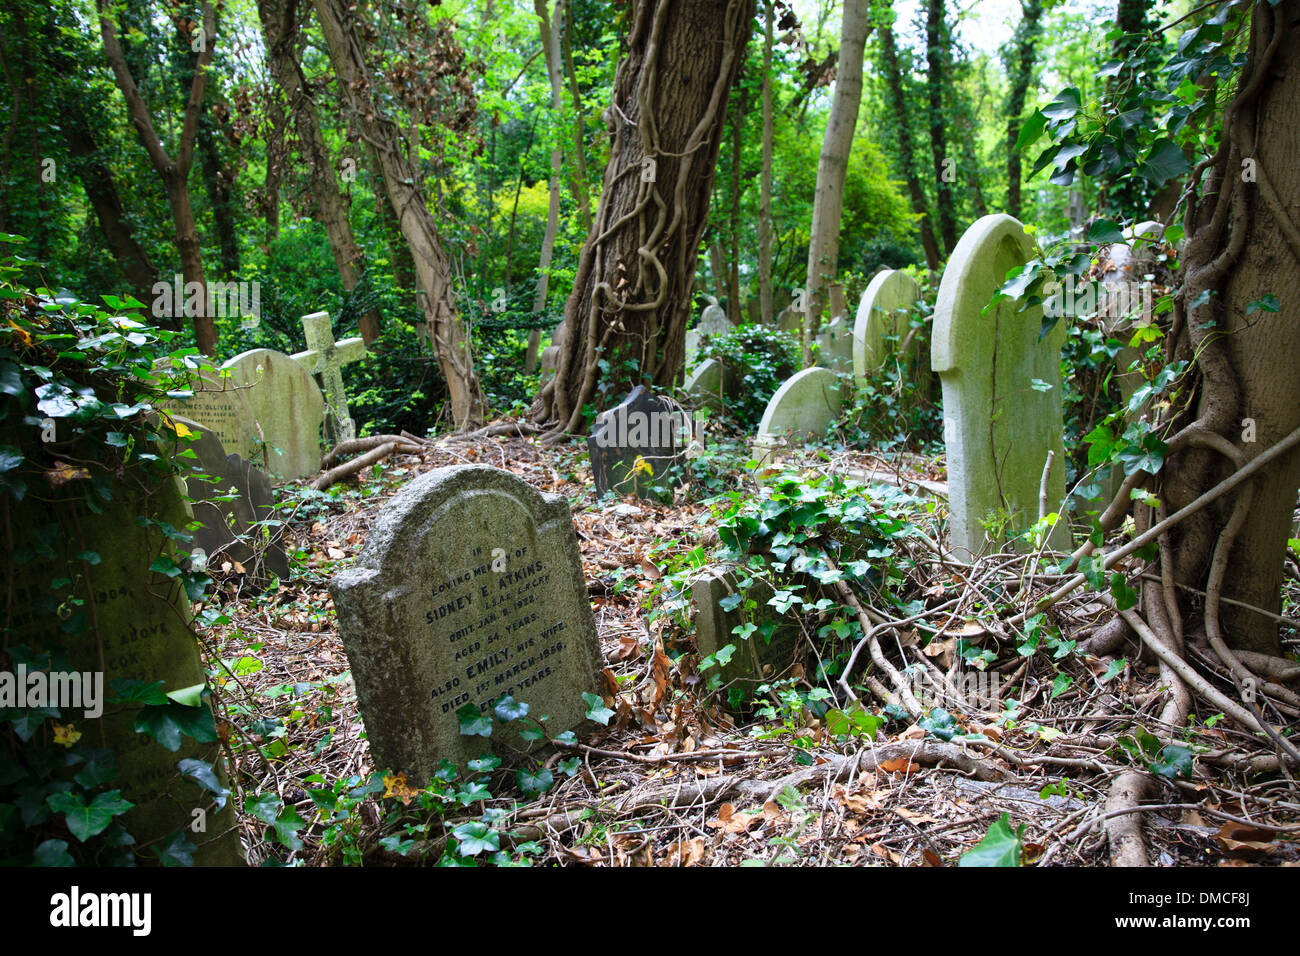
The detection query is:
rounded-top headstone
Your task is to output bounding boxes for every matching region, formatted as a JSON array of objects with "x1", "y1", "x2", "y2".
[
  {"x1": 684, "y1": 357, "x2": 725, "y2": 410},
  {"x1": 330, "y1": 465, "x2": 604, "y2": 783},
  {"x1": 853, "y1": 269, "x2": 924, "y2": 387},
  {"x1": 221, "y1": 348, "x2": 325, "y2": 481},
  {"x1": 931, "y1": 214, "x2": 1068, "y2": 559},
  {"x1": 757, "y1": 366, "x2": 843, "y2": 441}
]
